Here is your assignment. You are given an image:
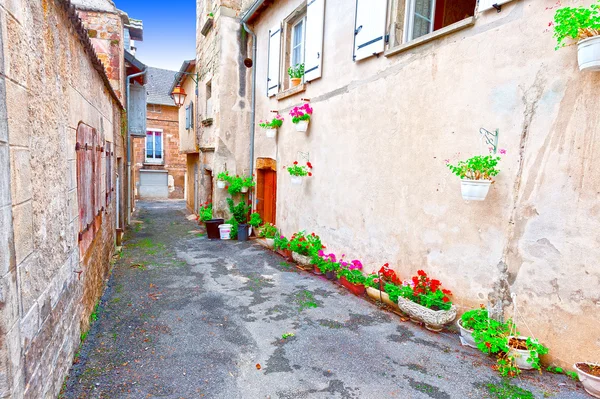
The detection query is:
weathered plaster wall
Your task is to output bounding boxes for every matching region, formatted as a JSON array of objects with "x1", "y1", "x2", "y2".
[
  {"x1": 0, "y1": 0, "x2": 123, "y2": 397},
  {"x1": 245, "y1": 0, "x2": 600, "y2": 368}
]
